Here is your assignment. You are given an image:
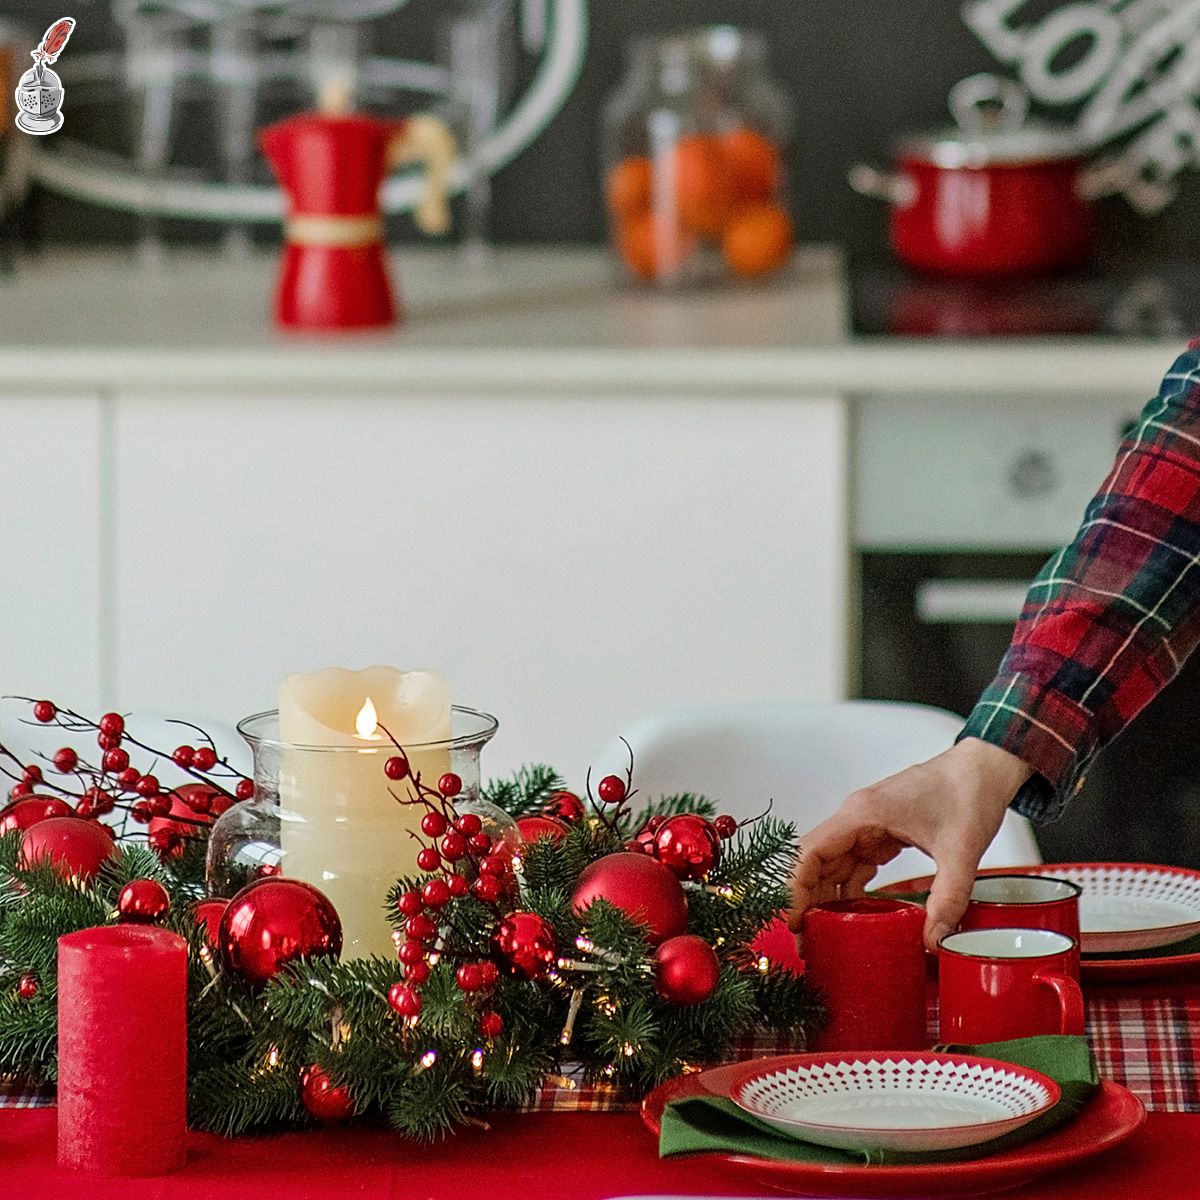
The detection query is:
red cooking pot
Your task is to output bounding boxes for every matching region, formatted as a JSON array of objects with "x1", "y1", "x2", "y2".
[{"x1": 850, "y1": 74, "x2": 1095, "y2": 279}]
